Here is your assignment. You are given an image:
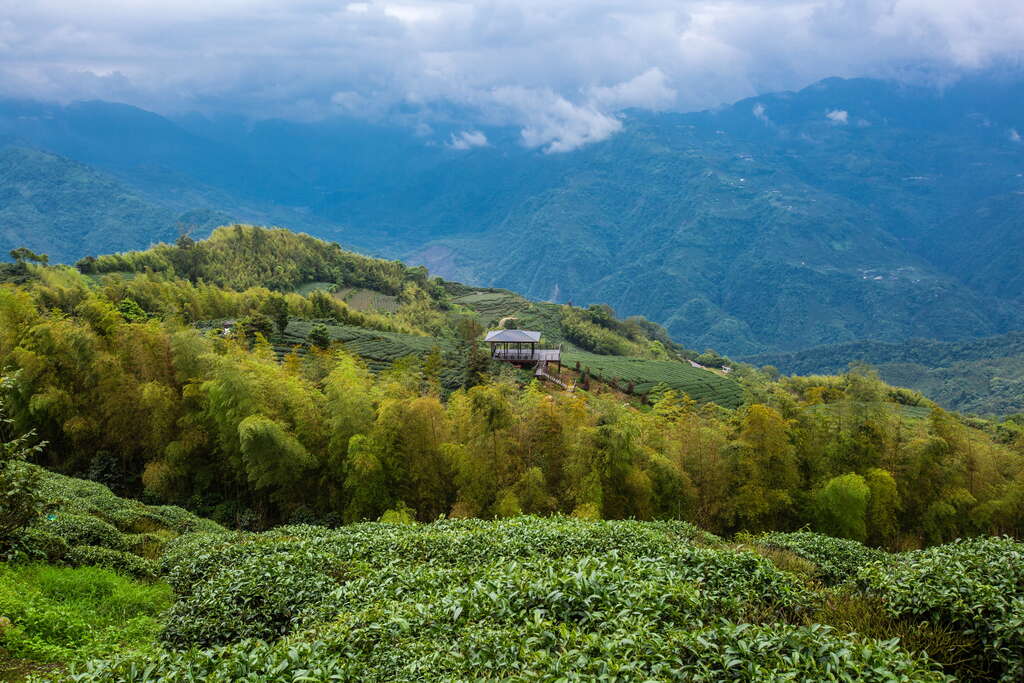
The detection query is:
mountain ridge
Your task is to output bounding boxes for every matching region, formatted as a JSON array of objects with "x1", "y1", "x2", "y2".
[{"x1": 2, "y1": 74, "x2": 1022, "y2": 355}]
